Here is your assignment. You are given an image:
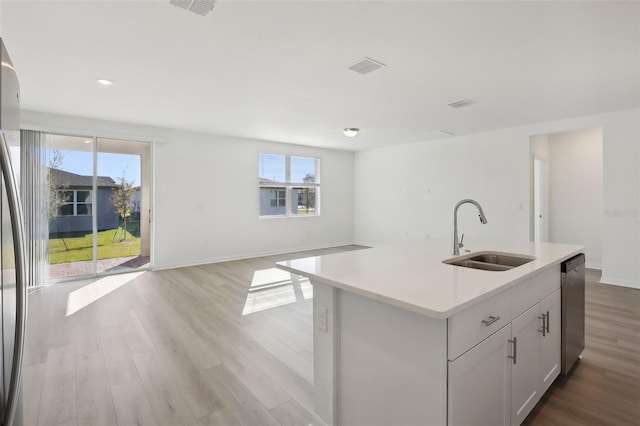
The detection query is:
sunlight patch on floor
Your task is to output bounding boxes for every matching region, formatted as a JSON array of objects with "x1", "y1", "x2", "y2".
[
  {"x1": 66, "y1": 271, "x2": 144, "y2": 316},
  {"x1": 243, "y1": 268, "x2": 313, "y2": 315}
]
